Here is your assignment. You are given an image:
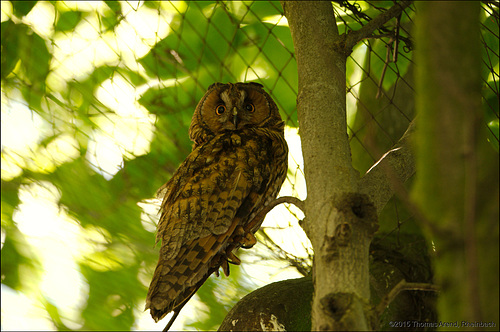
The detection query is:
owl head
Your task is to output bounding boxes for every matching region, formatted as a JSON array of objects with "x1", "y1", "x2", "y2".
[{"x1": 189, "y1": 82, "x2": 284, "y2": 146}]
